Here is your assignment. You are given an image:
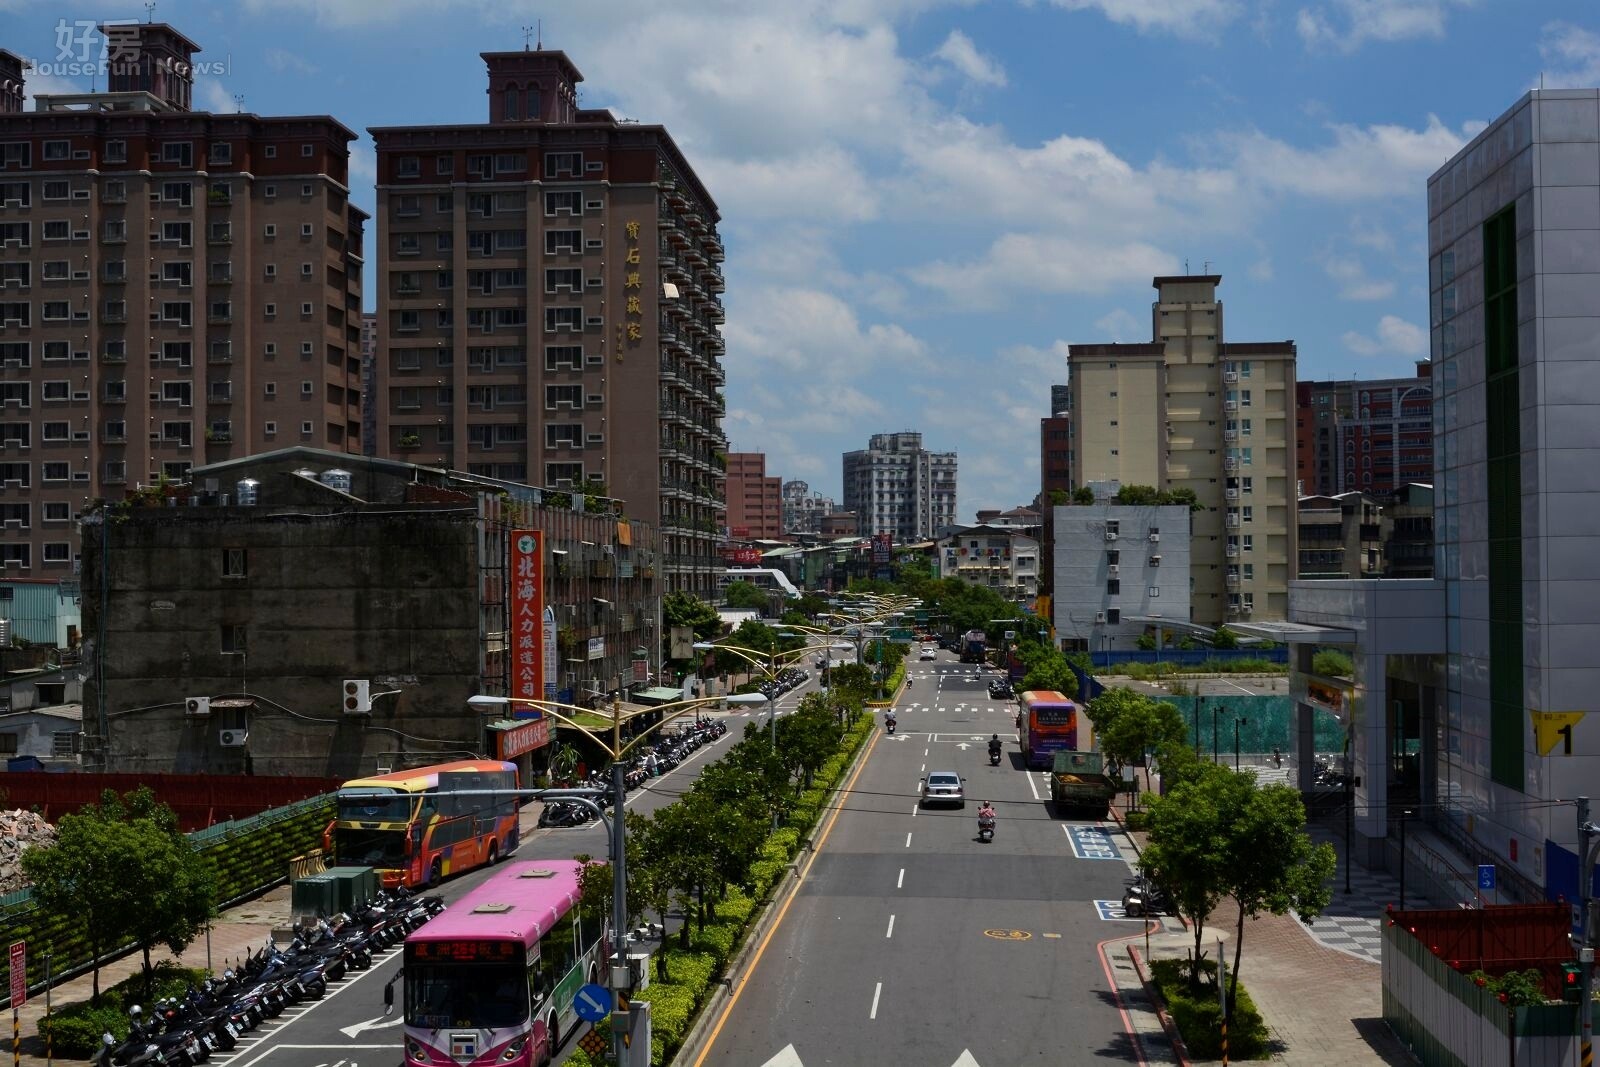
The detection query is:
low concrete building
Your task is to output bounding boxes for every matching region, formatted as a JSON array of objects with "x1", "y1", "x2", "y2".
[
  {"x1": 1383, "y1": 483, "x2": 1434, "y2": 579},
  {"x1": 936, "y1": 524, "x2": 1040, "y2": 604},
  {"x1": 1296, "y1": 492, "x2": 1388, "y2": 579},
  {"x1": 0, "y1": 703, "x2": 83, "y2": 770},
  {"x1": 79, "y1": 448, "x2": 661, "y2": 778},
  {"x1": 1050, "y1": 504, "x2": 1191, "y2": 651}
]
